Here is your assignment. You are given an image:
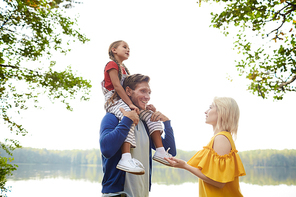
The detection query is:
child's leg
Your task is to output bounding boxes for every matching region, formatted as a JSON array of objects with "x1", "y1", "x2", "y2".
[
  {"x1": 120, "y1": 124, "x2": 136, "y2": 161},
  {"x1": 117, "y1": 124, "x2": 145, "y2": 175},
  {"x1": 139, "y1": 110, "x2": 172, "y2": 166},
  {"x1": 107, "y1": 100, "x2": 144, "y2": 175},
  {"x1": 150, "y1": 130, "x2": 163, "y2": 148},
  {"x1": 122, "y1": 142, "x2": 131, "y2": 153}
]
